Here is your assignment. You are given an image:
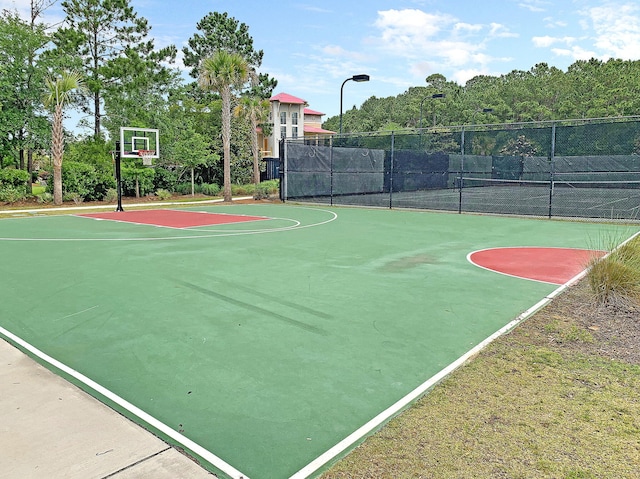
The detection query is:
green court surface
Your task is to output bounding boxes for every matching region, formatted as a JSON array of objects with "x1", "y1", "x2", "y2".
[{"x1": 0, "y1": 204, "x2": 636, "y2": 479}]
